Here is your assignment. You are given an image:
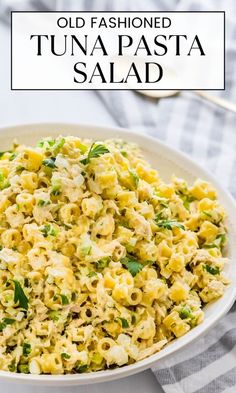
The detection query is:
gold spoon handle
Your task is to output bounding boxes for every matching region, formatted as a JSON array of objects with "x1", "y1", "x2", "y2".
[{"x1": 194, "y1": 90, "x2": 236, "y2": 114}]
